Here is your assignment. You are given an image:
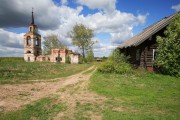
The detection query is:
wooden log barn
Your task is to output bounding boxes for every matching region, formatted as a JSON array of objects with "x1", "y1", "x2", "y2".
[{"x1": 118, "y1": 12, "x2": 179, "y2": 72}]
